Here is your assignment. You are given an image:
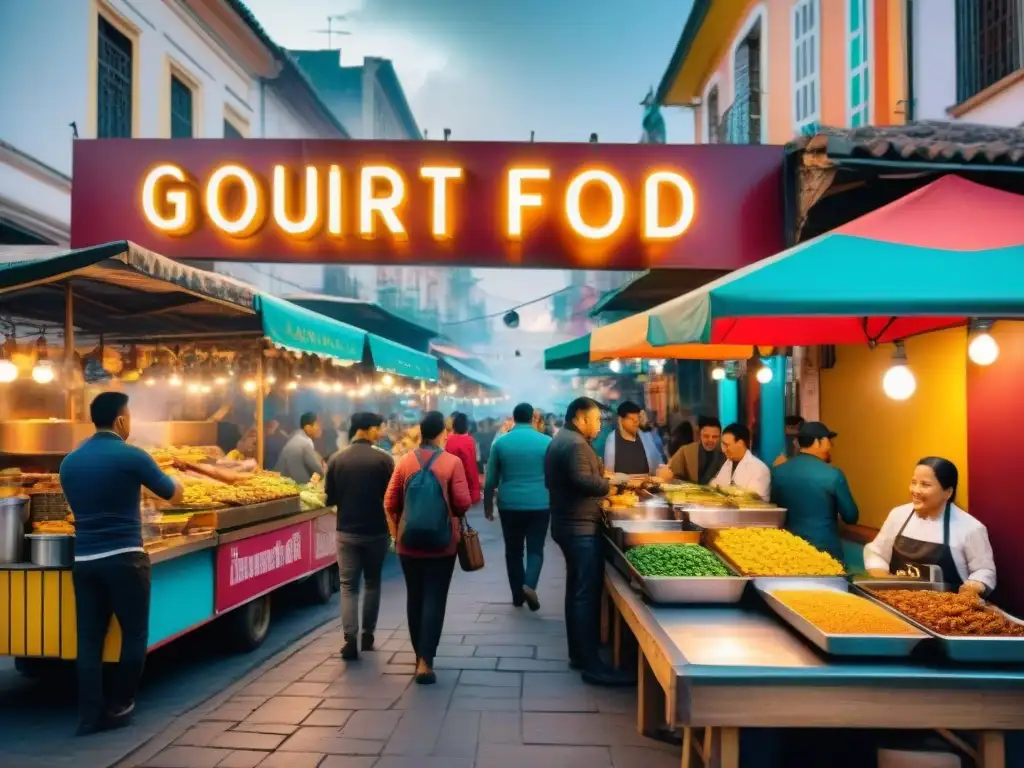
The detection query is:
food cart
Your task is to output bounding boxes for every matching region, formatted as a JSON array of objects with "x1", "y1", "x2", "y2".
[{"x1": 0, "y1": 241, "x2": 437, "y2": 671}]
